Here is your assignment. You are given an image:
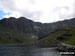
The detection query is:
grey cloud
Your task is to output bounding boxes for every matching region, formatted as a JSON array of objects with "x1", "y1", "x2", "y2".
[
  {"x1": 0, "y1": 0, "x2": 15, "y2": 10},
  {"x1": 51, "y1": 4, "x2": 75, "y2": 20},
  {"x1": 28, "y1": 0, "x2": 35, "y2": 4},
  {"x1": 22, "y1": 10, "x2": 43, "y2": 21}
]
